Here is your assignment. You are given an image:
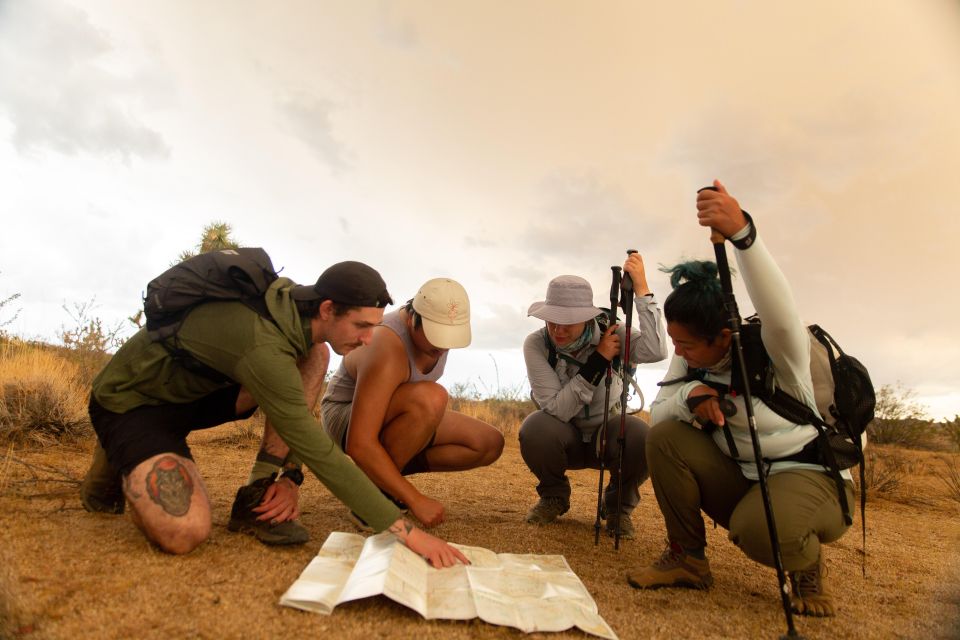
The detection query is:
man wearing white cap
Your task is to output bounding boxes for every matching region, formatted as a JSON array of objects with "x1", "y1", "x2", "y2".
[
  {"x1": 521, "y1": 253, "x2": 668, "y2": 538},
  {"x1": 320, "y1": 278, "x2": 505, "y2": 528}
]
